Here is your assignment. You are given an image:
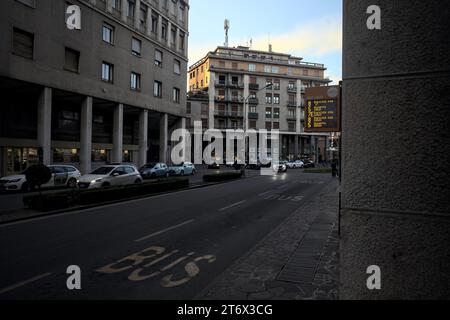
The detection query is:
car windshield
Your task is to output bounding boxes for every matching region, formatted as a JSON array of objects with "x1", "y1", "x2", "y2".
[
  {"x1": 143, "y1": 163, "x2": 157, "y2": 169},
  {"x1": 90, "y1": 167, "x2": 114, "y2": 175}
]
